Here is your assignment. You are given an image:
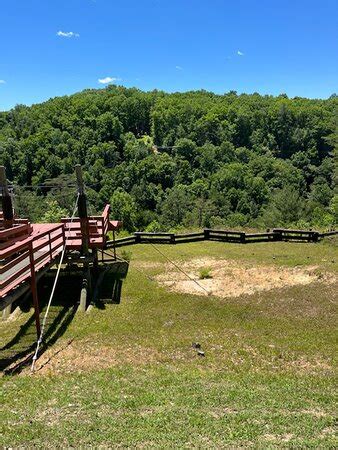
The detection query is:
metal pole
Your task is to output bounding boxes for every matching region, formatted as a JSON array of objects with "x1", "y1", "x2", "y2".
[{"x1": 0, "y1": 166, "x2": 14, "y2": 228}]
